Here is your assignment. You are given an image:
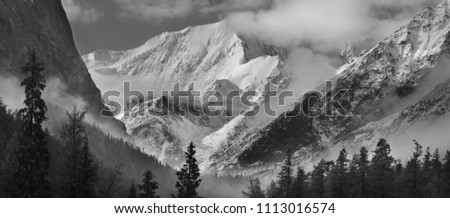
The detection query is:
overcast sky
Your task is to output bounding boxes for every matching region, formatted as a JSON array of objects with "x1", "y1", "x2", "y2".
[{"x1": 62, "y1": 0, "x2": 443, "y2": 55}]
